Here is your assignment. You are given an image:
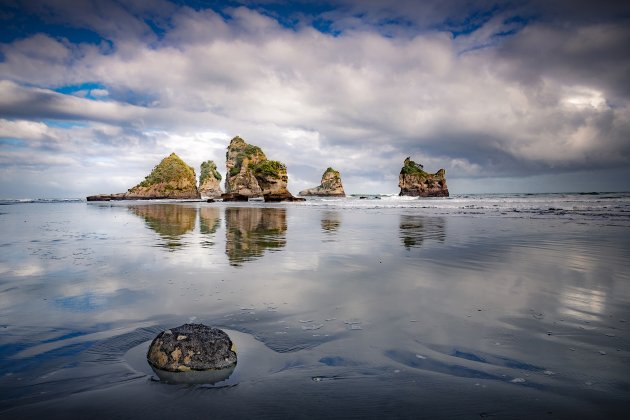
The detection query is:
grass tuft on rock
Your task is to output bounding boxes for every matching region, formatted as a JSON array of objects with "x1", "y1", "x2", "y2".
[
  {"x1": 200, "y1": 160, "x2": 222, "y2": 184},
  {"x1": 138, "y1": 153, "x2": 197, "y2": 188},
  {"x1": 250, "y1": 160, "x2": 286, "y2": 179}
]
